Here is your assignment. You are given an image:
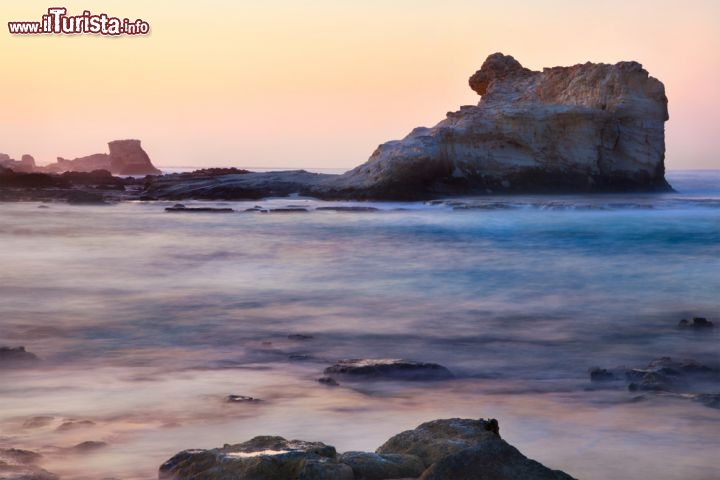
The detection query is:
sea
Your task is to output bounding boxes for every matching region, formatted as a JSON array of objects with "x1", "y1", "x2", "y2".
[{"x1": 1, "y1": 169, "x2": 718, "y2": 479}]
